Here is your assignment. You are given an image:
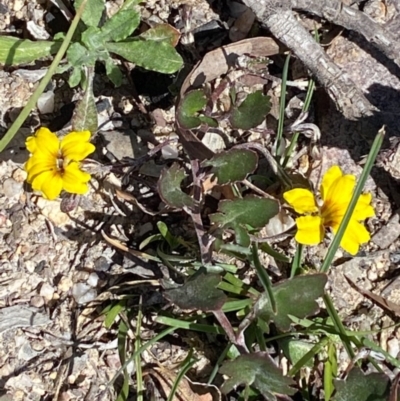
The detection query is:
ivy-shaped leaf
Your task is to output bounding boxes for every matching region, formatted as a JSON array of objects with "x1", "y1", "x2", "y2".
[
  {"x1": 164, "y1": 271, "x2": 227, "y2": 312},
  {"x1": 177, "y1": 90, "x2": 218, "y2": 129},
  {"x1": 219, "y1": 352, "x2": 296, "y2": 400},
  {"x1": 157, "y1": 163, "x2": 195, "y2": 210},
  {"x1": 210, "y1": 197, "x2": 279, "y2": 247},
  {"x1": 230, "y1": 91, "x2": 271, "y2": 130},
  {"x1": 254, "y1": 274, "x2": 327, "y2": 332},
  {"x1": 202, "y1": 148, "x2": 258, "y2": 184},
  {"x1": 332, "y1": 368, "x2": 392, "y2": 401},
  {"x1": 105, "y1": 39, "x2": 183, "y2": 74}
]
